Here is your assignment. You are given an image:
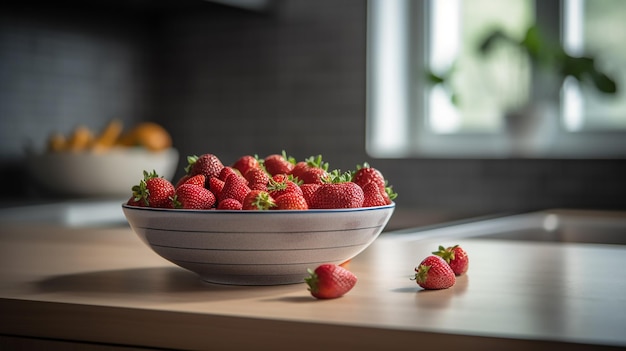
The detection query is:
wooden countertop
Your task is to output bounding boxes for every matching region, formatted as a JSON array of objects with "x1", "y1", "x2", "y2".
[{"x1": 1, "y1": 221, "x2": 625, "y2": 350}]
